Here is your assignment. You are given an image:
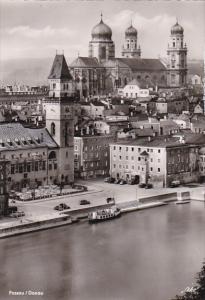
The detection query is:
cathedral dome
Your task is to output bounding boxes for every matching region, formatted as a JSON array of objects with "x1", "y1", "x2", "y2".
[
  {"x1": 171, "y1": 22, "x2": 184, "y2": 35},
  {"x1": 125, "y1": 25, "x2": 137, "y2": 37},
  {"x1": 91, "y1": 17, "x2": 112, "y2": 40}
]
